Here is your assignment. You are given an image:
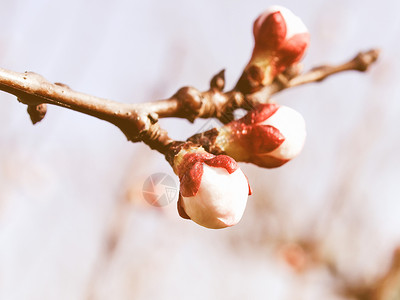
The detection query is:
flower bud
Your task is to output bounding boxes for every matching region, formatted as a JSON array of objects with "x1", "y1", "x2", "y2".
[
  {"x1": 216, "y1": 103, "x2": 306, "y2": 168},
  {"x1": 172, "y1": 146, "x2": 251, "y2": 229},
  {"x1": 237, "y1": 6, "x2": 309, "y2": 93}
]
